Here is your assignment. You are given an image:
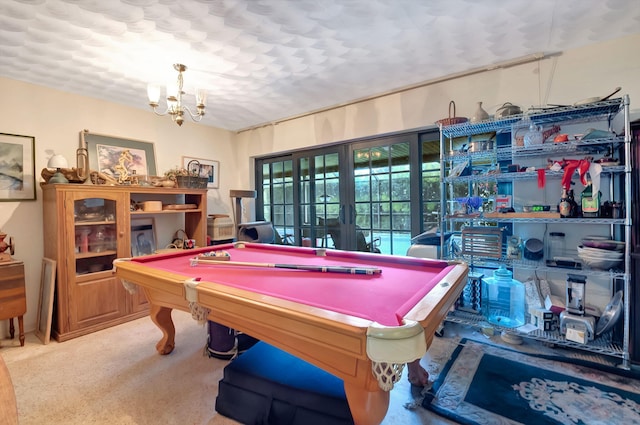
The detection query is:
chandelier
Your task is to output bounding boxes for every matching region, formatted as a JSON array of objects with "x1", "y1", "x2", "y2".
[{"x1": 147, "y1": 64, "x2": 206, "y2": 126}]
